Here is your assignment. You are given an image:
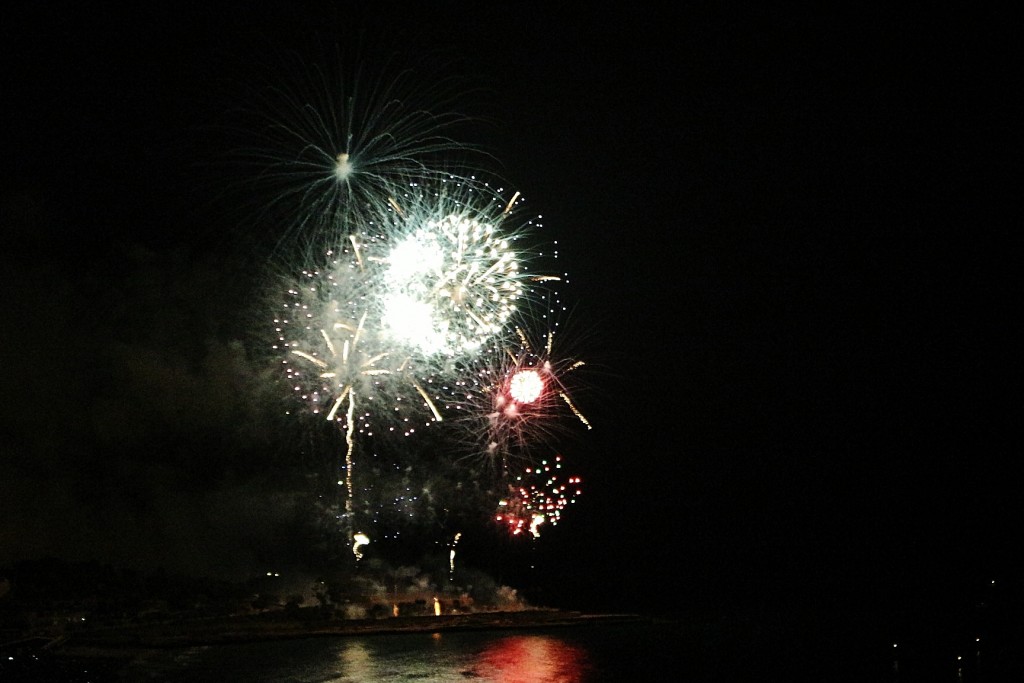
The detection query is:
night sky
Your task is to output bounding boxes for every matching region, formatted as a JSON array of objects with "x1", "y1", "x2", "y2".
[{"x1": 2, "y1": 3, "x2": 1020, "y2": 621}]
